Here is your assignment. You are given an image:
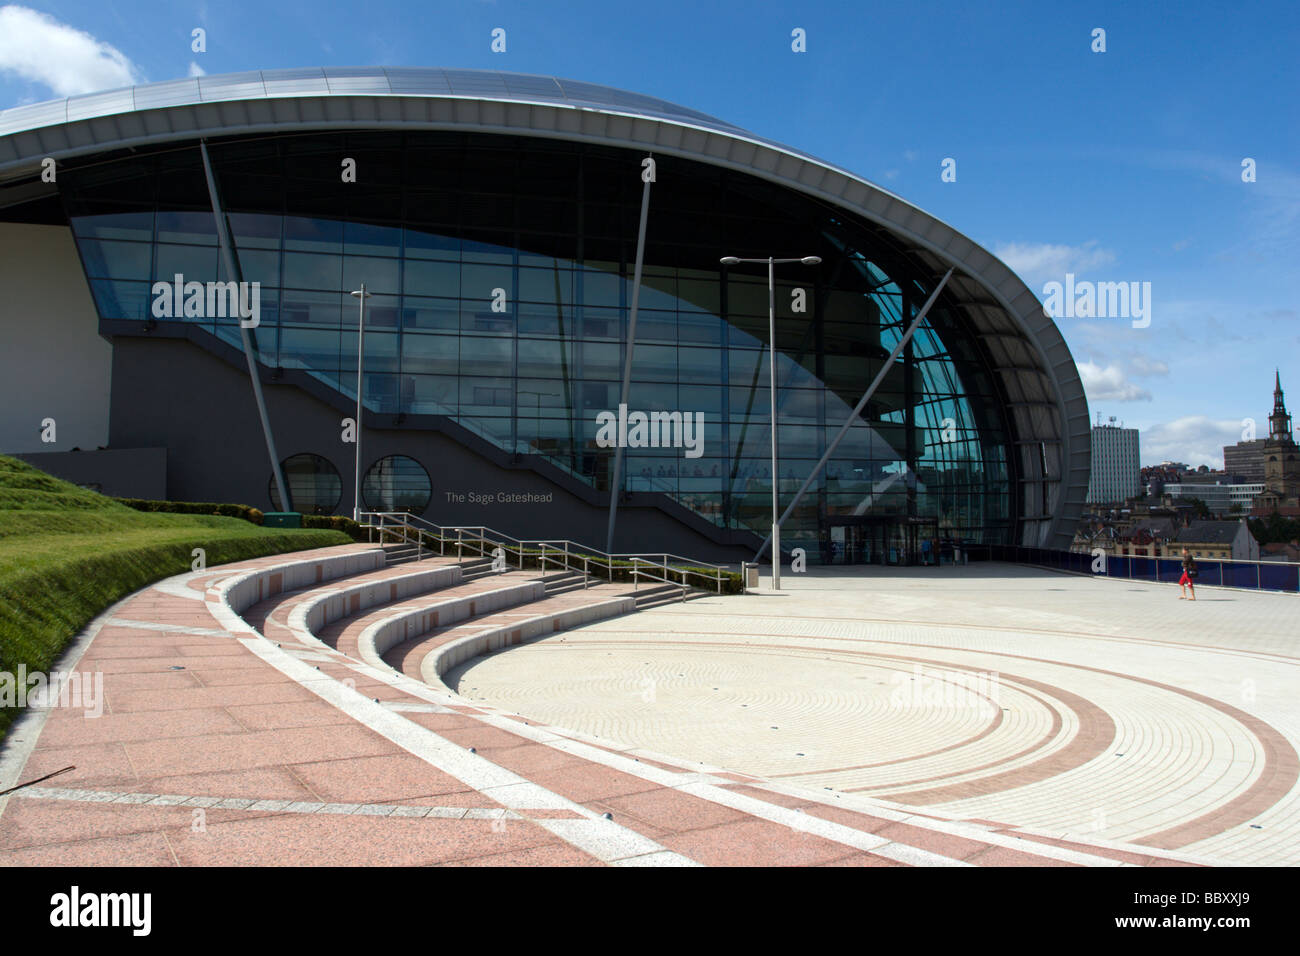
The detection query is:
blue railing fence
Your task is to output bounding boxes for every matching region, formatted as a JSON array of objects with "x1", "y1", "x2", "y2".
[{"x1": 970, "y1": 545, "x2": 1299, "y2": 595}]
